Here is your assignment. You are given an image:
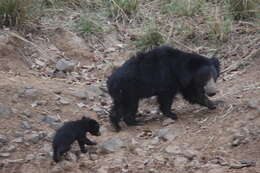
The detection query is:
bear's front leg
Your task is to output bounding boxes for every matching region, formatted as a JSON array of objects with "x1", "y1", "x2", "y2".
[
  {"x1": 123, "y1": 98, "x2": 144, "y2": 126},
  {"x1": 196, "y1": 95, "x2": 216, "y2": 109},
  {"x1": 77, "y1": 139, "x2": 87, "y2": 153},
  {"x1": 83, "y1": 136, "x2": 97, "y2": 145},
  {"x1": 109, "y1": 104, "x2": 122, "y2": 132}
]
